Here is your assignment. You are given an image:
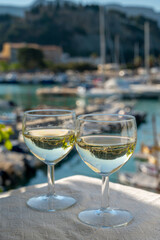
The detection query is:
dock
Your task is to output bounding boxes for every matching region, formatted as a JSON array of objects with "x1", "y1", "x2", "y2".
[{"x1": 36, "y1": 87, "x2": 81, "y2": 97}]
